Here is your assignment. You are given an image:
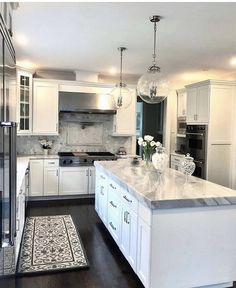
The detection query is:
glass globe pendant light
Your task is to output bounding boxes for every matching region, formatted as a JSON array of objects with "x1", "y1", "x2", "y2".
[
  {"x1": 137, "y1": 15, "x2": 169, "y2": 104},
  {"x1": 110, "y1": 47, "x2": 132, "y2": 109}
]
